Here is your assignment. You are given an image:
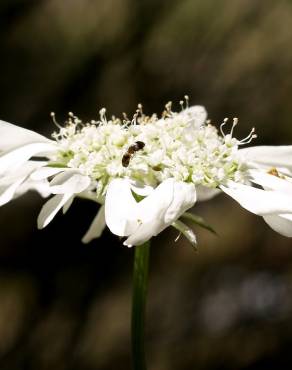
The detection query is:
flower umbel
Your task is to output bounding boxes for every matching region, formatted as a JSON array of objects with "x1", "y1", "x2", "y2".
[
  {"x1": 1, "y1": 99, "x2": 292, "y2": 245},
  {"x1": 50, "y1": 104, "x2": 247, "y2": 195}
]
